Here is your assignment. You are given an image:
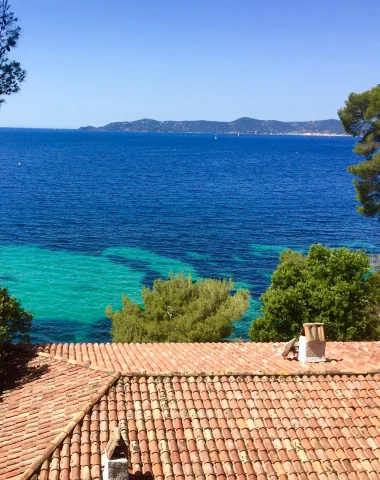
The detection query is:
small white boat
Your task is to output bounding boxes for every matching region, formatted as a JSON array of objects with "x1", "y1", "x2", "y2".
[{"x1": 215, "y1": 135, "x2": 217, "y2": 140}]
